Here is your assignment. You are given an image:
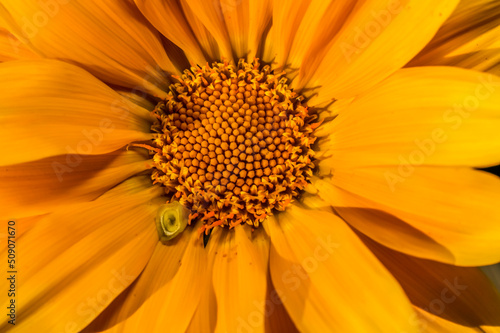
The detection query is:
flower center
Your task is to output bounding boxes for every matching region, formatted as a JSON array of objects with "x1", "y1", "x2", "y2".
[{"x1": 147, "y1": 59, "x2": 317, "y2": 234}]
